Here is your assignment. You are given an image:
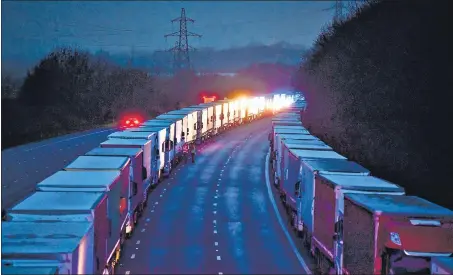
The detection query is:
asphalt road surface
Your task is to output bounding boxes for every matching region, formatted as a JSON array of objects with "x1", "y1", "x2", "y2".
[
  {"x1": 117, "y1": 118, "x2": 312, "y2": 274},
  {"x1": 1, "y1": 127, "x2": 116, "y2": 209}
]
